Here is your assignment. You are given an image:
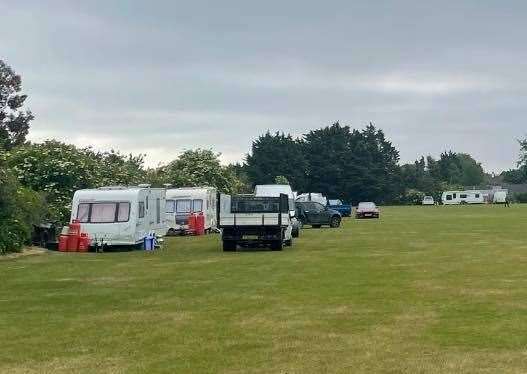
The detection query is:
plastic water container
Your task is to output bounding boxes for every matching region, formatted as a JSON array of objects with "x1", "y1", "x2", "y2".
[{"x1": 143, "y1": 234, "x2": 155, "y2": 251}]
